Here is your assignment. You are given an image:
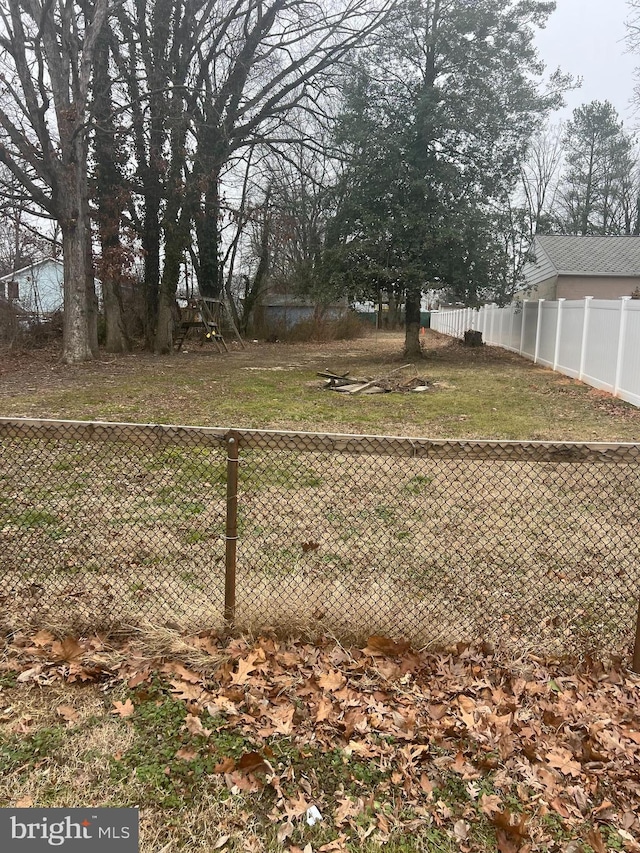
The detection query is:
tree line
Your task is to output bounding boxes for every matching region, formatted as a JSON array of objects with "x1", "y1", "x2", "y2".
[{"x1": 0, "y1": 0, "x2": 636, "y2": 361}]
